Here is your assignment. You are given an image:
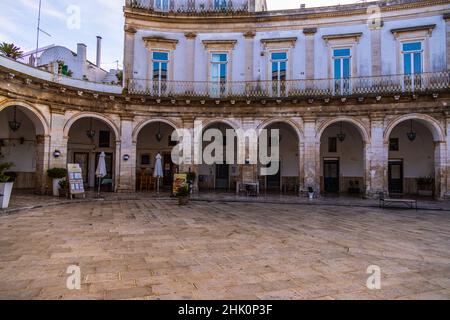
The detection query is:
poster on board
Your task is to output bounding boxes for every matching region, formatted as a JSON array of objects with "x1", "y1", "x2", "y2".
[
  {"x1": 67, "y1": 163, "x2": 86, "y2": 199},
  {"x1": 172, "y1": 173, "x2": 187, "y2": 195}
]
